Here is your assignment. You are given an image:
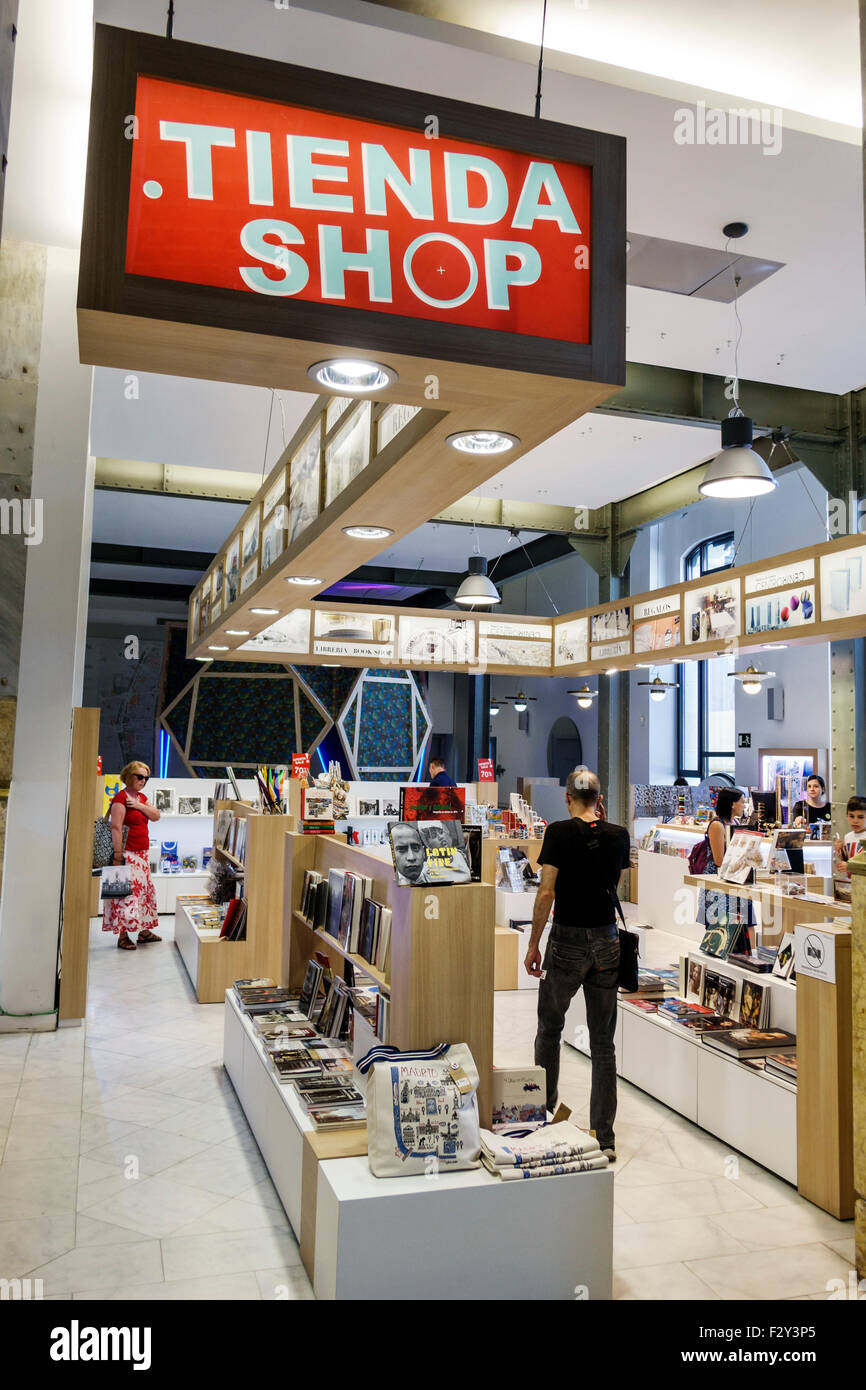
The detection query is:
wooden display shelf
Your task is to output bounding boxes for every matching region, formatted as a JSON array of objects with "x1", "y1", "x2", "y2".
[
  {"x1": 685, "y1": 873, "x2": 851, "y2": 947},
  {"x1": 797, "y1": 923, "x2": 854, "y2": 1220},
  {"x1": 481, "y1": 835, "x2": 544, "y2": 886},
  {"x1": 292, "y1": 910, "x2": 391, "y2": 993},
  {"x1": 287, "y1": 832, "x2": 495, "y2": 1125},
  {"x1": 216, "y1": 848, "x2": 246, "y2": 870},
  {"x1": 174, "y1": 801, "x2": 291, "y2": 1002}
]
